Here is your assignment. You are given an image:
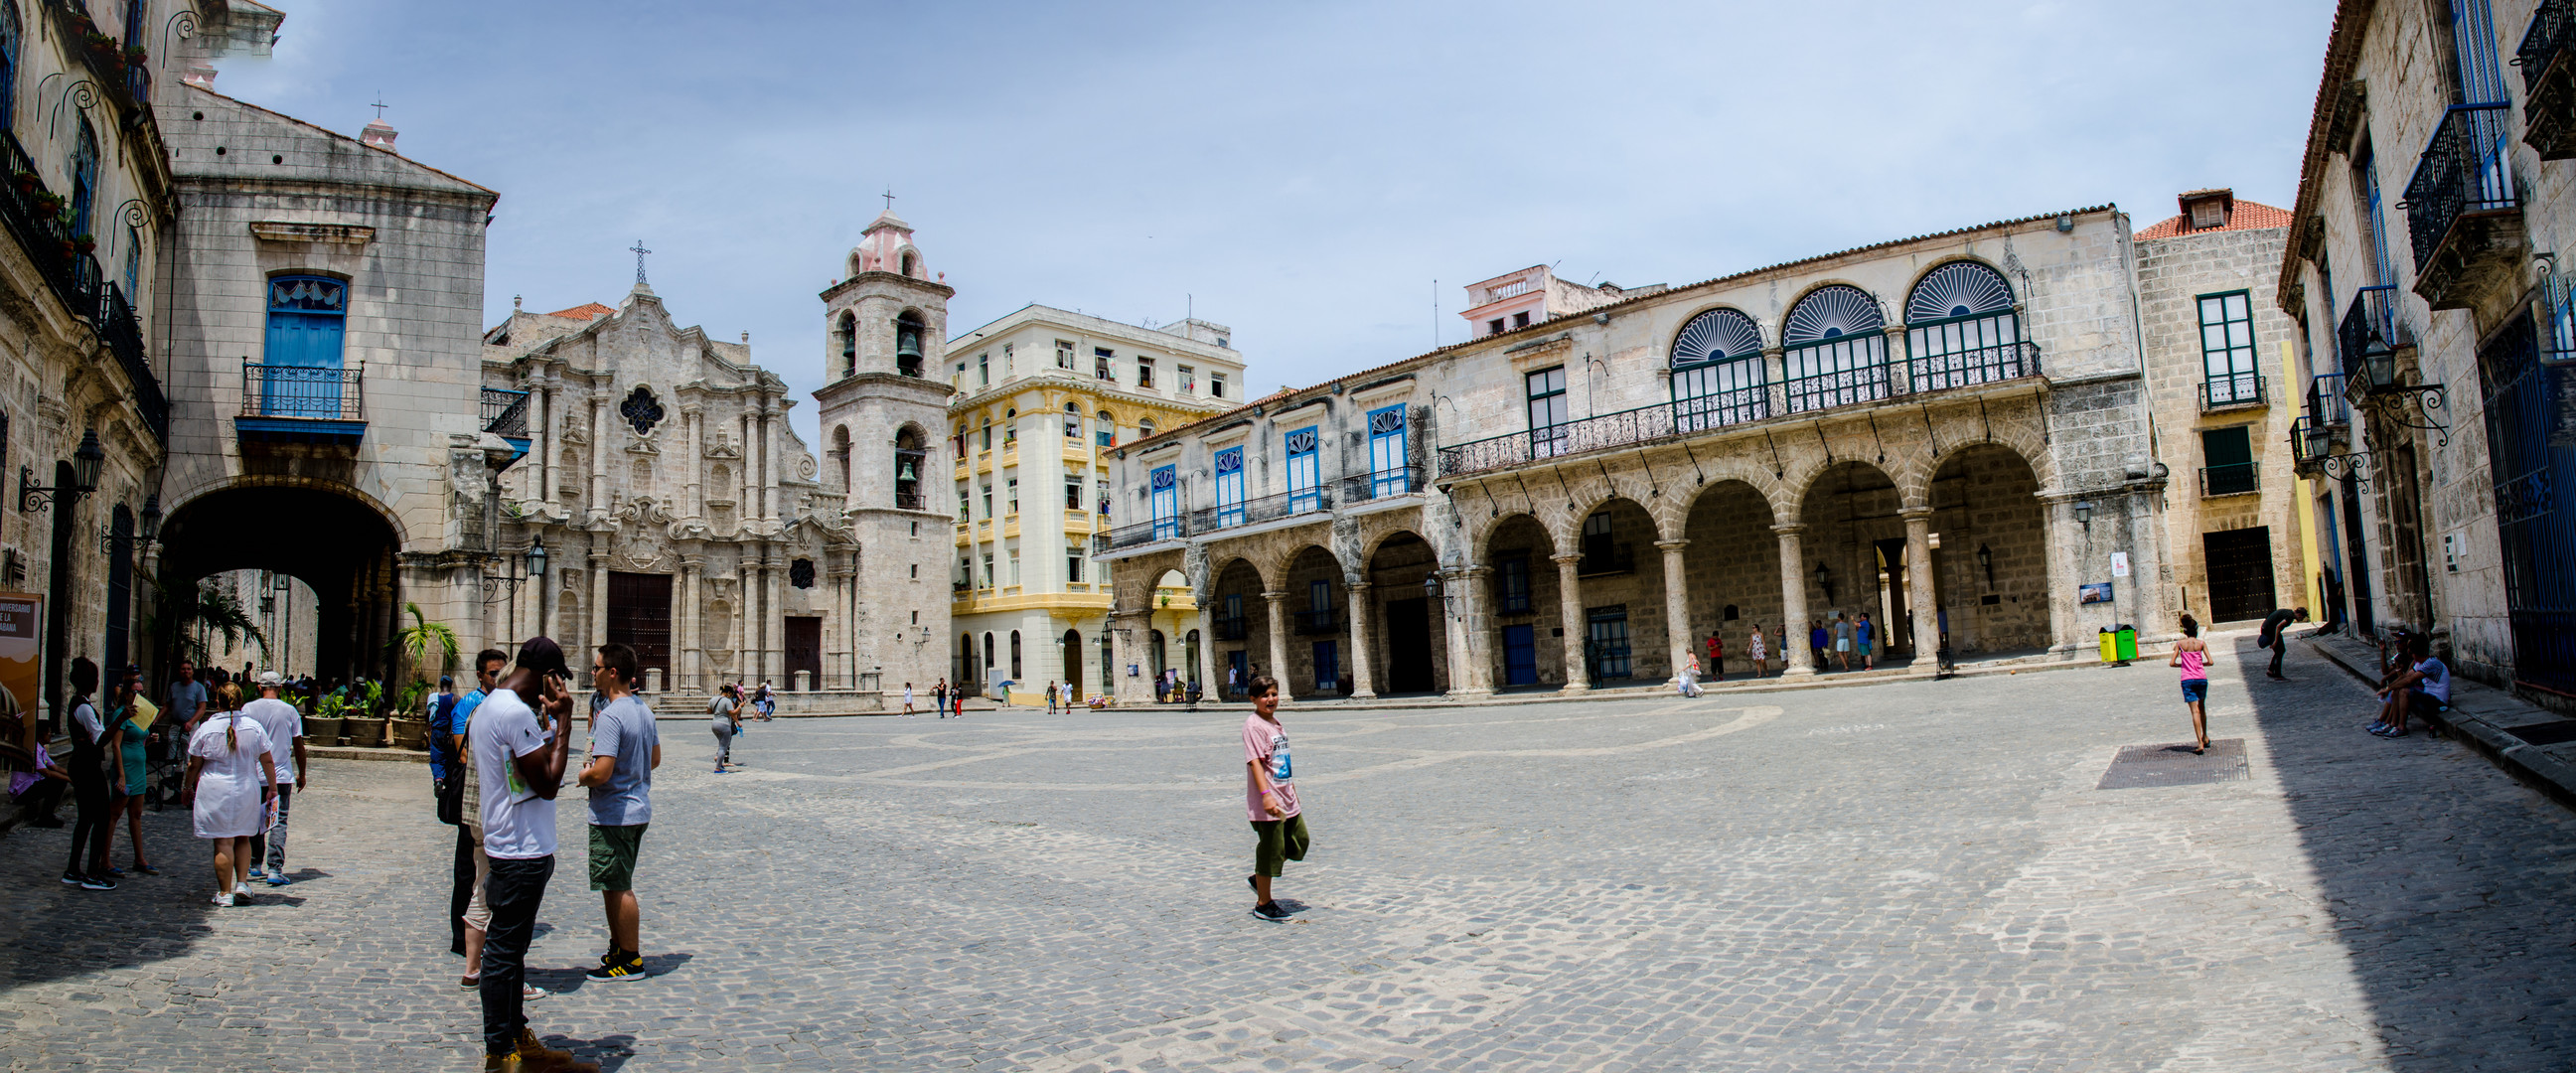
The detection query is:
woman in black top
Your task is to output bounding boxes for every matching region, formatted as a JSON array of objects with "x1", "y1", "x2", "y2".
[{"x1": 63, "y1": 658, "x2": 116, "y2": 890}]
